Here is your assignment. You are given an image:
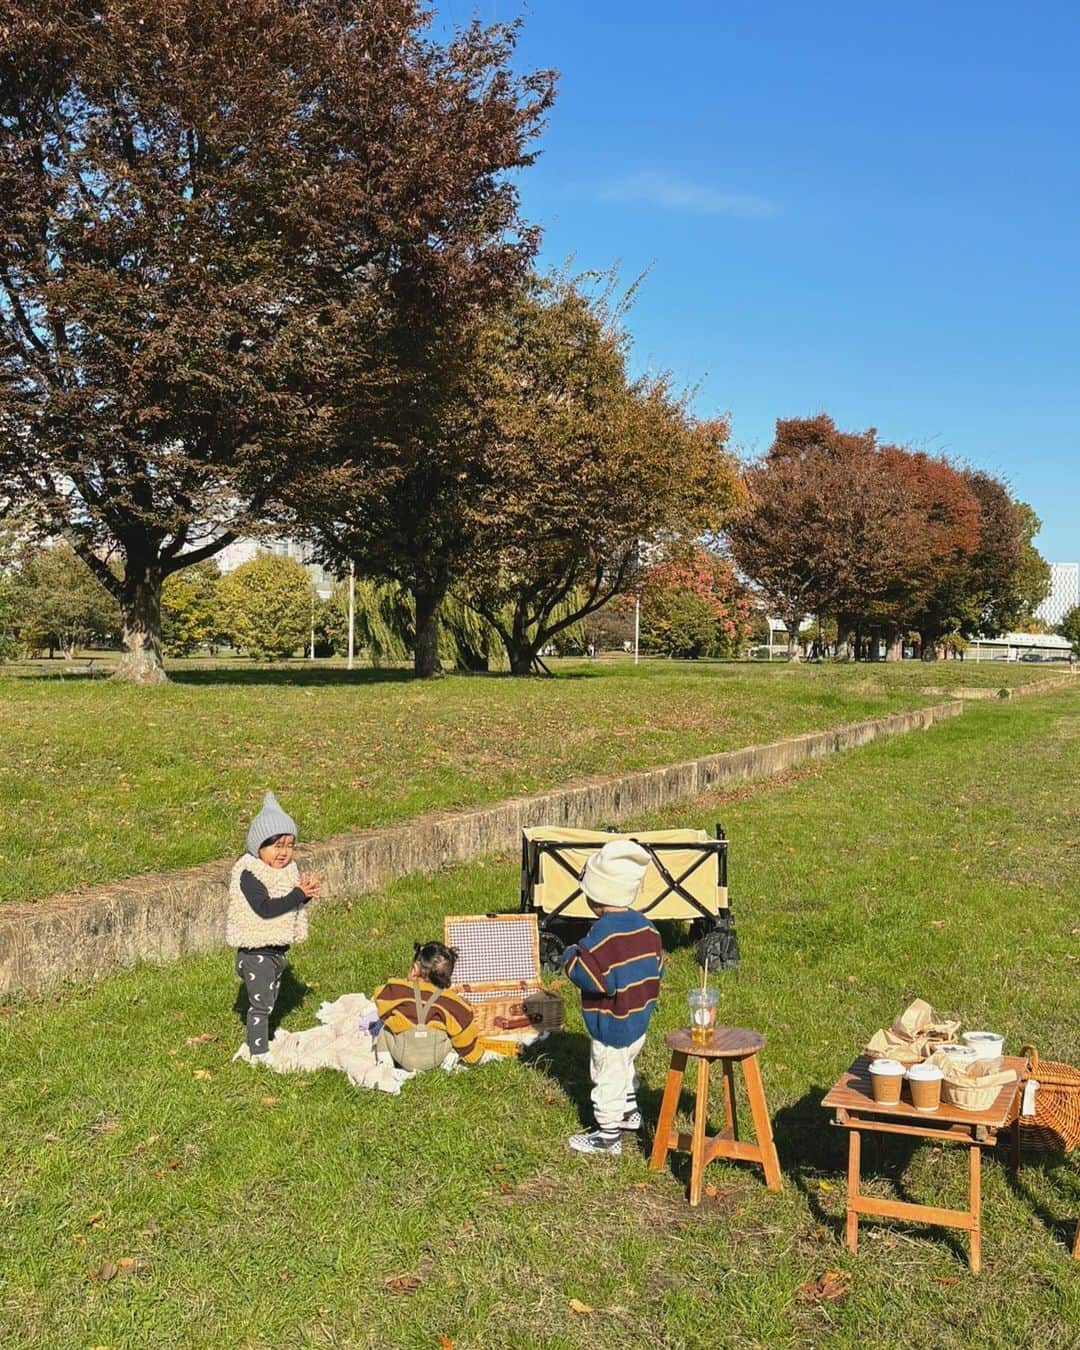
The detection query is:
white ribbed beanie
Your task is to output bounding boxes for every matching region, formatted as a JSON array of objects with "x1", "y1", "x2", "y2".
[{"x1": 580, "y1": 840, "x2": 651, "y2": 908}]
